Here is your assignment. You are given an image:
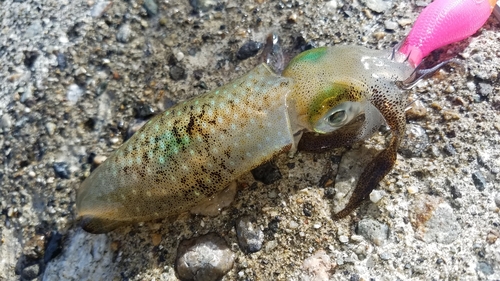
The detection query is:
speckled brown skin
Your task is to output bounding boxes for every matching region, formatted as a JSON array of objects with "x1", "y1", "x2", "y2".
[
  {"x1": 77, "y1": 45, "x2": 414, "y2": 233},
  {"x1": 77, "y1": 64, "x2": 296, "y2": 233}
]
